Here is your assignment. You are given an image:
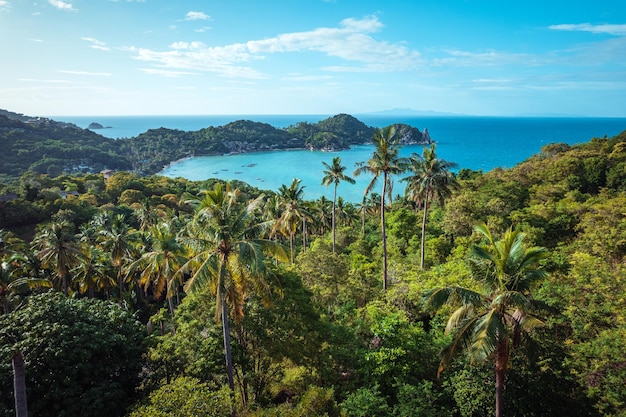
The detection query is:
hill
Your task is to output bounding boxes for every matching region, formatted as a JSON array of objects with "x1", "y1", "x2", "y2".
[{"x1": 0, "y1": 110, "x2": 430, "y2": 180}]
